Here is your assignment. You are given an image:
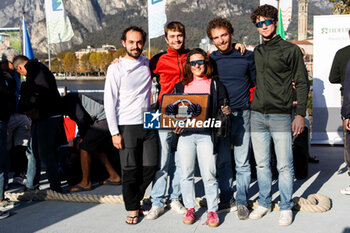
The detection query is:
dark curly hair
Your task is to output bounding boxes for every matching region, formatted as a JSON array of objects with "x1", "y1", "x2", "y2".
[
  {"x1": 250, "y1": 4, "x2": 278, "y2": 24},
  {"x1": 182, "y1": 48, "x2": 215, "y2": 86},
  {"x1": 206, "y1": 17, "x2": 234, "y2": 40},
  {"x1": 121, "y1": 26, "x2": 147, "y2": 43}
]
